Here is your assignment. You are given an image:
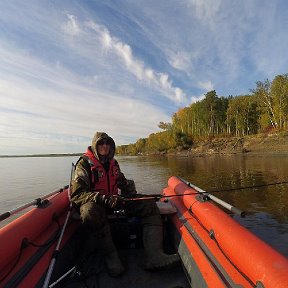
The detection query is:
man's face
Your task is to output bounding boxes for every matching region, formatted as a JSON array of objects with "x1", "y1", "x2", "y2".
[{"x1": 96, "y1": 139, "x2": 111, "y2": 156}]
